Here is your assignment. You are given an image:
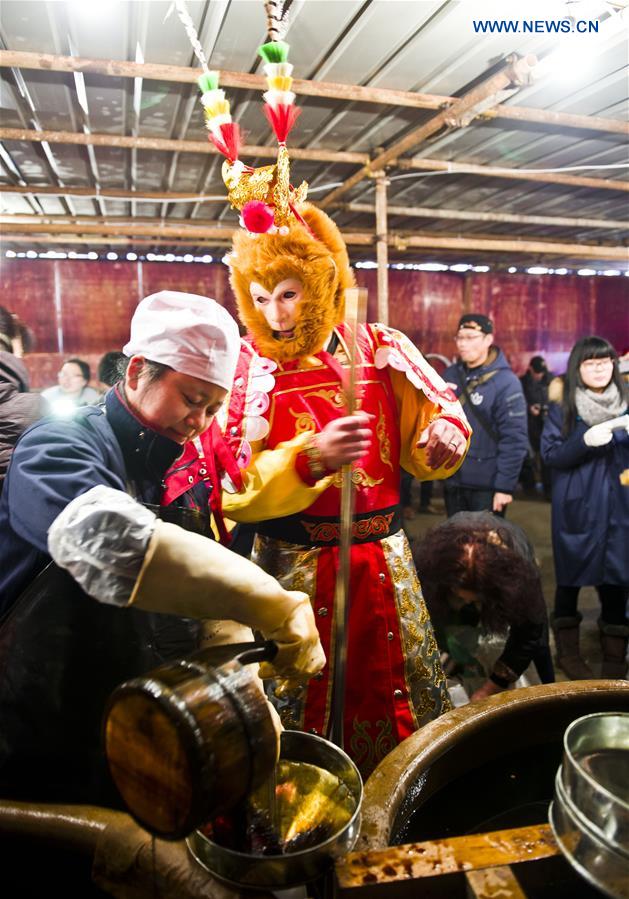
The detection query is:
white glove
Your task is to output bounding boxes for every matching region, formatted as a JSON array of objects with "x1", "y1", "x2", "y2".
[{"x1": 583, "y1": 414, "x2": 629, "y2": 447}]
